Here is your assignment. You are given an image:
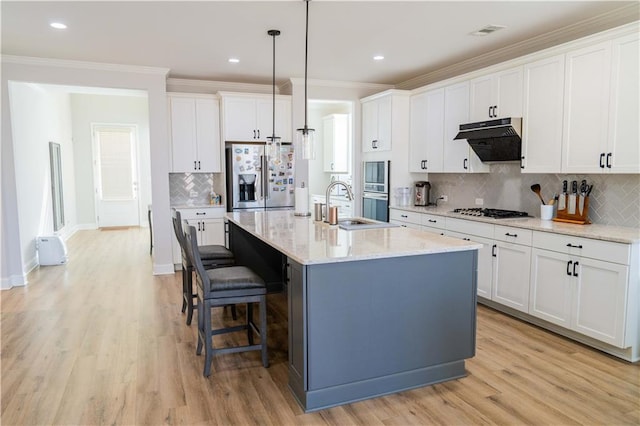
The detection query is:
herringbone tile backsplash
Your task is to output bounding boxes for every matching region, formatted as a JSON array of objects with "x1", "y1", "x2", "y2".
[
  {"x1": 428, "y1": 164, "x2": 640, "y2": 228},
  {"x1": 169, "y1": 173, "x2": 225, "y2": 206}
]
